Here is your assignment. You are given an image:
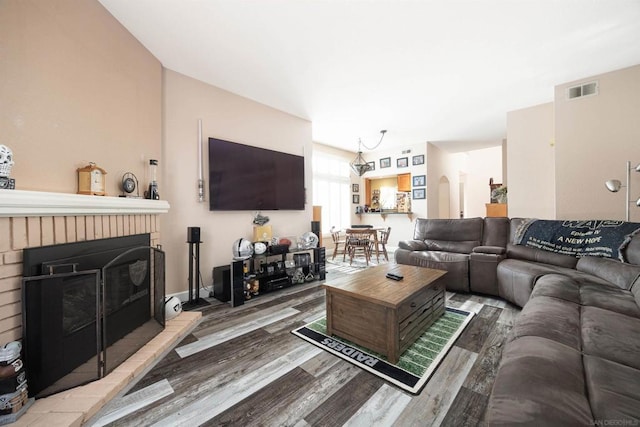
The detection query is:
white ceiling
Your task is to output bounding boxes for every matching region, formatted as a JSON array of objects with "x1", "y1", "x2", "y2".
[{"x1": 99, "y1": 0, "x2": 640, "y2": 153}]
